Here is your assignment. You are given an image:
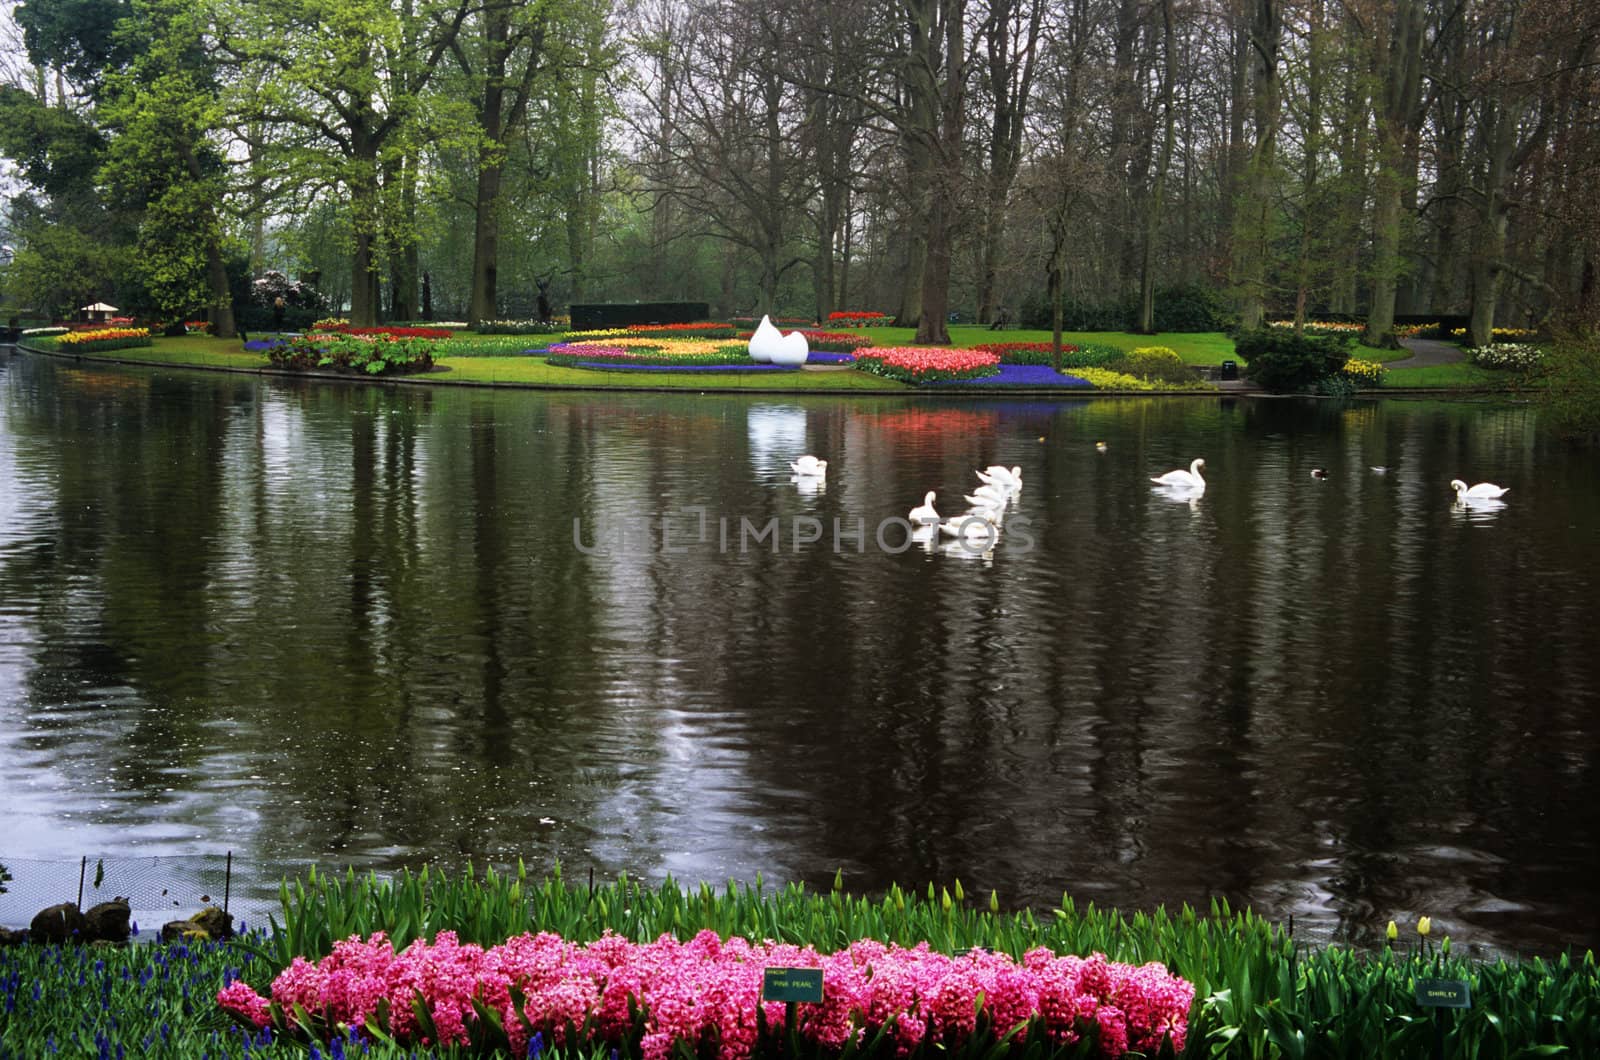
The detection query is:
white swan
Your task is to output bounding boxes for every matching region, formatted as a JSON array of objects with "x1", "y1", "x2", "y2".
[
  {"x1": 939, "y1": 512, "x2": 1000, "y2": 545},
  {"x1": 790, "y1": 455, "x2": 827, "y2": 477},
  {"x1": 1151, "y1": 458, "x2": 1205, "y2": 489},
  {"x1": 908, "y1": 491, "x2": 939, "y2": 526},
  {"x1": 964, "y1": 483, "x2": 1007, "y2": 506},
  {"x1": 1451, "y1": 479, "x2": 1508, "y2": 500},
  {"x1": 977, "y1": 465, "x2": 1022, "y2": 489}
]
